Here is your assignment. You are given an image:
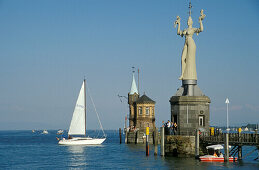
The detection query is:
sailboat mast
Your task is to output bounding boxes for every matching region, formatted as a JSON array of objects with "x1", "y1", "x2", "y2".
[
  {"x1": 138, "y1": 68, "x2": 139, "y2": 94},
  {"x1": 84, "y1": 78, "x2": 87, "y2": 136}
]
